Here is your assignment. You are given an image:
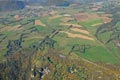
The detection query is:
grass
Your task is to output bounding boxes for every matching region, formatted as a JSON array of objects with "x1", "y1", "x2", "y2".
[
  {"x1": 0, "y1": 48, "x2": 7, "y2": 61},
  {"x1": 50, "y1": 16, "x2": 120, "y2": 64},
  {"x1": 116, "y1": 21, "x2": 120, "y2": 29},
  {"x1": 35, "y1": 25, "x2": 46, "y2": 31},
  {"x1": 98, "y1": 31, "x2": 111, "y2": 43},
  {"x1": 79, "y1": 19, "x2": 102, "y2": 26},
  {"x1": 1, "y1": 31, "x2": 11, "y2": 36},
  {"x1": 54, "y1": 32, "x2": 120, "y2": 64},
  {"x1": 22, "y1": 38, "x2": 40, "y2": 48},
  {"x1": 0, "y1": 9, "x2": 120, "y2": 65},
  {"x1": 107, "y1": 42, "x2": 120, "y2": 59},
  {"x1": 77, "y1": 19, "x2": 120, "y2": 64},
  {"x1": 53, "y1": 32, "x2": 96, "y2": 54},
  {"x1": 79, "y1": 19, "x2": 103, "y2": 34},
  {"x1": 76, "y1": 46, "x2": 120, "y2": 64},
  {"x1": 40, "y1": 16, "x2": 49, "y2": 25}
]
